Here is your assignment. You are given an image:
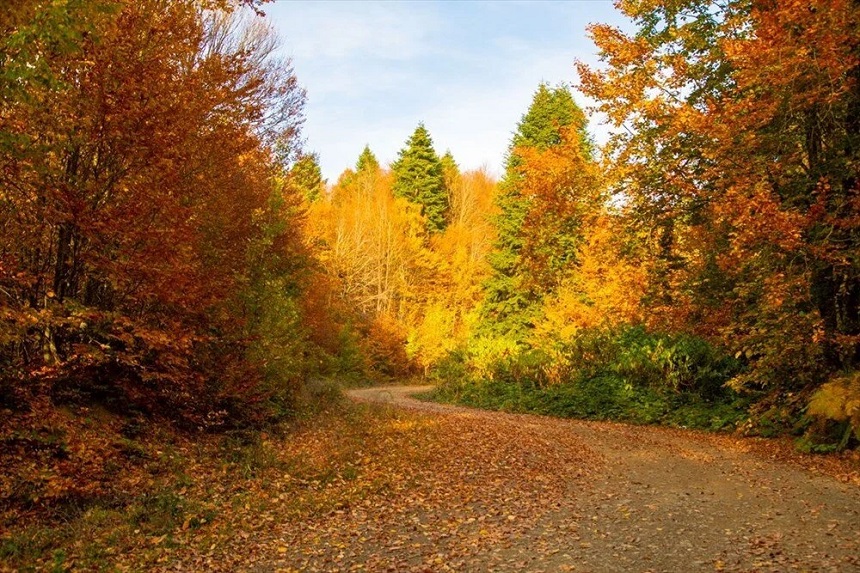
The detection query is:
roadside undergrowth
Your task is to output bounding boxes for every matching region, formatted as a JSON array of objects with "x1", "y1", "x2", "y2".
[{"x1": 0, "y1": 386, "x2": 441, "y2": 572}]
